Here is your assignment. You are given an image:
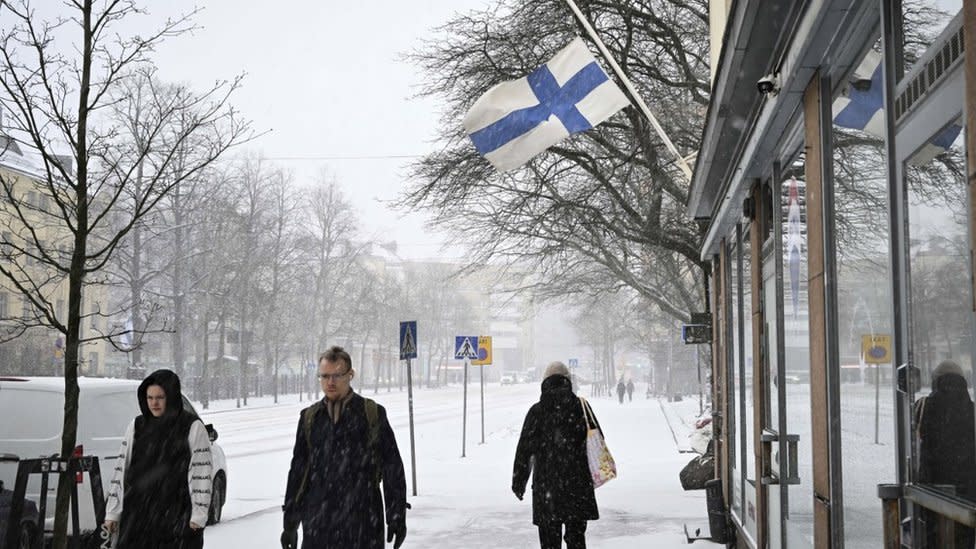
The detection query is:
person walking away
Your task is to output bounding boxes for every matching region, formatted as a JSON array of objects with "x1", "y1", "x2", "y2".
[
  {"x1": 626, "y1": 380, "x2": 634, "y2": 402},
  {"x1": 915, "y1": 359, "x2": 976, "y2": 548},
  {"x1": 281, "y1": 346, "x2": 408, "y2": 549},
  {"x1": 513, "y1": 361, "x2": 603, "y2": 549},
  {"x1": 103, "y1": 369, "x2": 212, "y2": 549},
  {"x1": 616, "y1": 379, "x2": 626, "y2": 404}
]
